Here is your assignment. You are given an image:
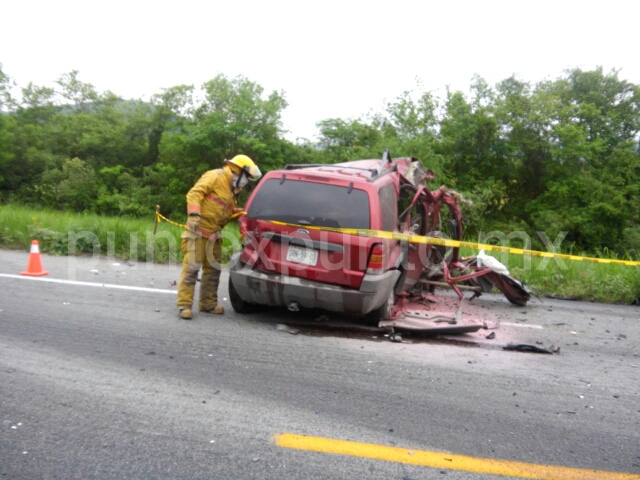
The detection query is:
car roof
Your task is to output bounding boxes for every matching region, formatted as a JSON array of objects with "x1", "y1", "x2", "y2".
[{"x1": 271, "y1": 158, "x2": 414, "y2": 184}]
